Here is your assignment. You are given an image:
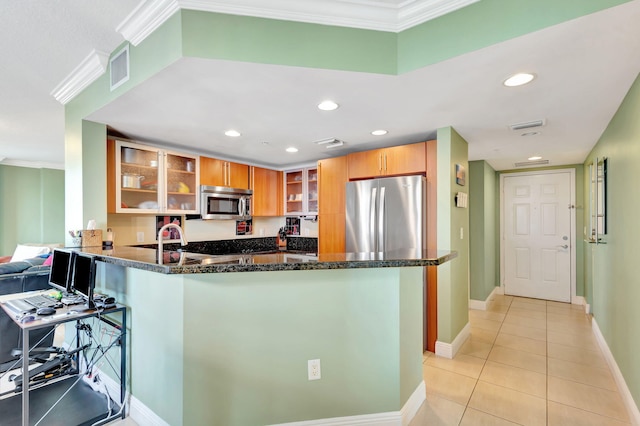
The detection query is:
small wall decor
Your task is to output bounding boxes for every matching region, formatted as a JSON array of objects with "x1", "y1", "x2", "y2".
[
  {"x1": 236, "y1": 219, "x2": 253, "y2": 236},
  {"x1": 284, "y1": 217, "x2": 301, "y2": 236},
  {"x1": 455, "y1": 164, "x2": 466, "y2": 186},
  {"x1": 156, "y1": 215, "x2": 183, "y2": 240}
]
